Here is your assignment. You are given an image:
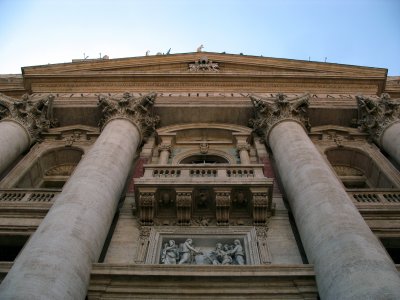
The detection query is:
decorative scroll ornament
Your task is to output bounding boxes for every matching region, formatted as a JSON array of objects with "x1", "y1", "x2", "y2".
[
  {"x1": 249, "y1": 93, "x2": 310, "y2": 142},
  {"x1": 189, "y1": 56, "x2": 219, "y2": 72},
  {"x1": 0, "y1": 93, "x2": 58, "y2": 143},
  {"x1": 215, "y1": 190, "x2": 231, "y2": 225},
  {"x1": 356, "y1": 93, "x2": 400, "y2": 144},
  {"x1": 98, "y1": 92, "x2": 160, "y2": 141}
]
